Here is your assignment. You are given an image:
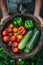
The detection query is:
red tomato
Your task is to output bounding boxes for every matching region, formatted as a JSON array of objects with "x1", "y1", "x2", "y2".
[
  {"x1": 8, "y1": 41, "x2": 12, "y2": 46},
  {"x1": 12, "y1": 42, "x2": 18, "y2": 48},
  {"x1": 18, "y1": 26, "x2": 26, "y2": 36},
  {"x1": 8, "y1": 28, "x2": 13, "y2": 33},
  {"x1": 17, "y1": 38, "x2": 20, "y2": 42},
  {"x1": 3, "y1": 36, "x2": 9, "y2": 43},
  {"x1": 22, "y1": 30, "x2": 26, "y2": 35},
  {"x1": 2, "y1": 30, "x2": 7, "y2": 36},
  {"x1": 8, "y1": 33, "x2": 13, "y2": 37},
  {"x1": 12, "y1": 47, "x2": 19, "y2": 54},
  {"x1": 10, "y1": 36, "x2": 17, "y2": 42},
  {"x1": 20, "y1": 26, "x2": 25, "y2": 30},
  {"x1": 18, "y1": 26, "x2": 25, "y2": 31}
]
